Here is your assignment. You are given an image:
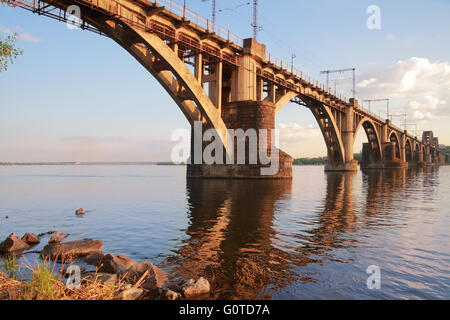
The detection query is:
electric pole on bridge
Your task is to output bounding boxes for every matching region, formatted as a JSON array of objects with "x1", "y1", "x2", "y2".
[
  {"x1": 291, "y1": 53, "x2": 296, "y2": 73},
  {"x1": 363, "y1": 98, "x2": 390, "y2": 118},
  {"x1": 251, "y1": 0, "x2": 263, "y2": 40},
  {"x1": 389, "y1": 113, "x2": 408, "y2": 130},
  {"x1": 202, "y1": 0, "x2": 217, "y2": 32},
  {"x1": 405, "y1": 123, "x2": 419, "y2": 137},
  {"x1": 330, "y1": 77, "x2": 352, "y2": 92},
  {"x1": 320, "y1": 68, "x2": 356, "y2": 99}
]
